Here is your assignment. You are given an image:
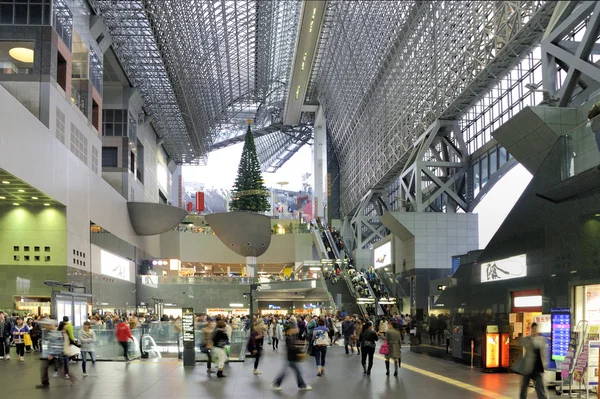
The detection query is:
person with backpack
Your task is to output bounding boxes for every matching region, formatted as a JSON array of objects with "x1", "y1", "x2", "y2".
[
  {"x1": 312, "y1": 319, "x2": 330, "y2": 377},
  {"x1": 342, "y1": 316, "x2": 355, "y2": 355}
]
